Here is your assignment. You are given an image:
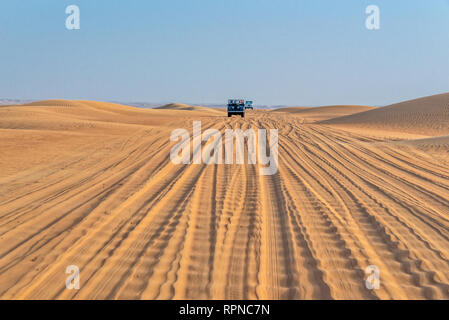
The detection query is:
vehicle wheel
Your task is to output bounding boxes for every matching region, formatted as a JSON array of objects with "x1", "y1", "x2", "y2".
[
  {"x1": 228, "y1": 113, "x2": 231, "y2": 117},
  {"x1": 241, "y1": 113, "x2": 245, "y2": 118}
]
